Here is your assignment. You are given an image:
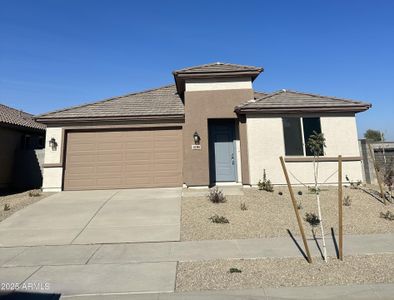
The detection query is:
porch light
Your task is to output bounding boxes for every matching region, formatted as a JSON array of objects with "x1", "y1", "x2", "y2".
[
  {"x1": 49, "y1": 137, "x2": 58, "y2": 150},
  {"x1": 193, "y1": 131, "x2": 201, "y2": 144}
]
